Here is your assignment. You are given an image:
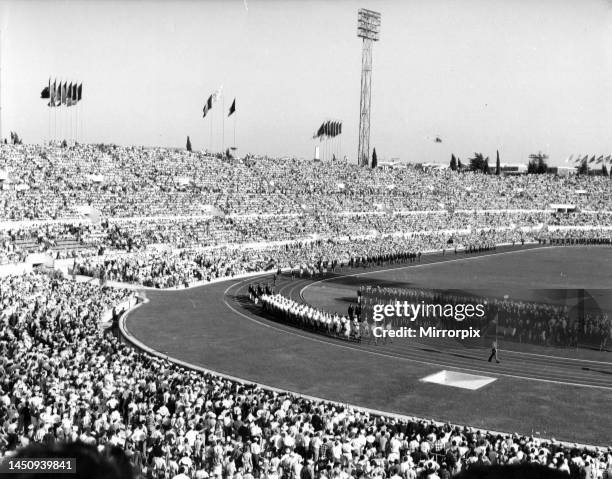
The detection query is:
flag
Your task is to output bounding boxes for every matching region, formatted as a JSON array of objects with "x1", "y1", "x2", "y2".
[
  {"x1": 212, "y1": 85, "x2": 223, "y2": 104},
  {"x1": 72, "y1": 83, "x2": 78, "y2": 103},
  {"x1": 40, "y1": 79, "x2": 50, "y2": 99},
  {"x1": 77, "y1": 83, "x2": 83, "y2": 102},
  {"x1": 339, "y1": 122, "x2": 342, "y2": 135},
  {"x1": 319, "y1": 123, "x2": 325, "y2": 141},
  {"x1": 49, "y1": 80, "x2": 57, "y2": 107},
  {"x1": 67, "y1": 83, "x2": 73, "y2": 106},
  {"x1": 596, "y1": 155, "x2": 604, "y2": 164},
  {"x1": 314, "y1": 123, "x2": 324, "y2": 139},
  {"x1": 203, "y1": 95, "x2": 213, "y2": 118},
  {"x1": 228, "y1": 98, "x2": 236, "y2": 117},
  {"x1": 61, "y1": 82, "x2": 67, "y2": 105},
  {"x1": 55, "y1": 80, "x2": 62, "y2": 106},
  {"x1": 589, "y1": 155, "x2": 596, "y2": 163}
]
